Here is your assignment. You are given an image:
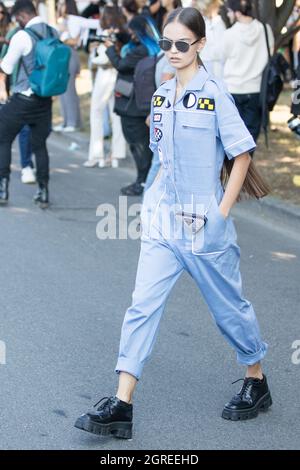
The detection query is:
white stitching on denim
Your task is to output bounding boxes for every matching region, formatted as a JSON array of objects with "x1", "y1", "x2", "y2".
[{"x1": 224, "y1": 137, "x2": 250, "y2": 151}]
